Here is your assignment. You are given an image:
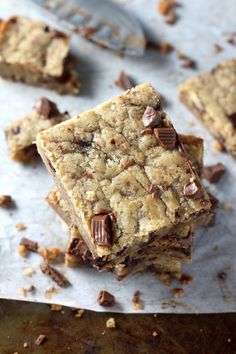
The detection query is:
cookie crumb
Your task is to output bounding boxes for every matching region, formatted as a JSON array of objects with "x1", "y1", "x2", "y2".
[
  {"x1": 213, "y1": 44, "x2": 223, "y2": 53},
  {"x1": 50, "y1": 304, "x2": 62, "y2": 311},
  {"x1": 180, "y1": 274, "x2": 193, "y2": 285},
  {"x1": 35, "y1": 334, "x2": 47, "y2": 346},
  {"x1": 156, "y1": 272, "x2": 172, "y2": 286},
  {"x1": 132, "y1": 290, "x2": 143, "y2": 310},
  {"x1": 222, "y1": 203, "x2": 231, "y2": 212},
  {"x1": 173, "y1": 288, "x2": 184, "y2": 297},
  {"x1": 23, "y1": 267, "x2": 35, "y2": 277},
  {"x1": 227, "y1": 338, "x2": 231, "y2": 343},
  {"x1": 23, "y1": 342, "x2": 28, "y2": 348},
  {"x1": 213, "y1": 245, "x2": 219, "y2": 251},
  {"x1": 178, "y1": 52, "x2": 196, "y2": 68},
  {"x1": 106, "y1": 317, "x2": 116, "y2": 329},
  {"x1": 19, "y1": 286, "x2": 26, "y2": 297},
  {"x1": 218, "y1": 271, "x2": 227, "y2": 280},
  {"x1": 212, "y1": 139, "x2": 223, "y2": 151},
  {"x1": 152, "y1": 331, "x2": 158, "y2": 337},
  {"x1": 74, "y1": 309, "x2": 85, "y2": 318},
  {"x1": 44, "y1": 287, "x2": 59, "y2": 299},
  {"x1": 16, "y1": 223, "x2": 26, "y2": 231},
  {"x1": 18, "y1": 245, "x2": 28, "y2": 257}
]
